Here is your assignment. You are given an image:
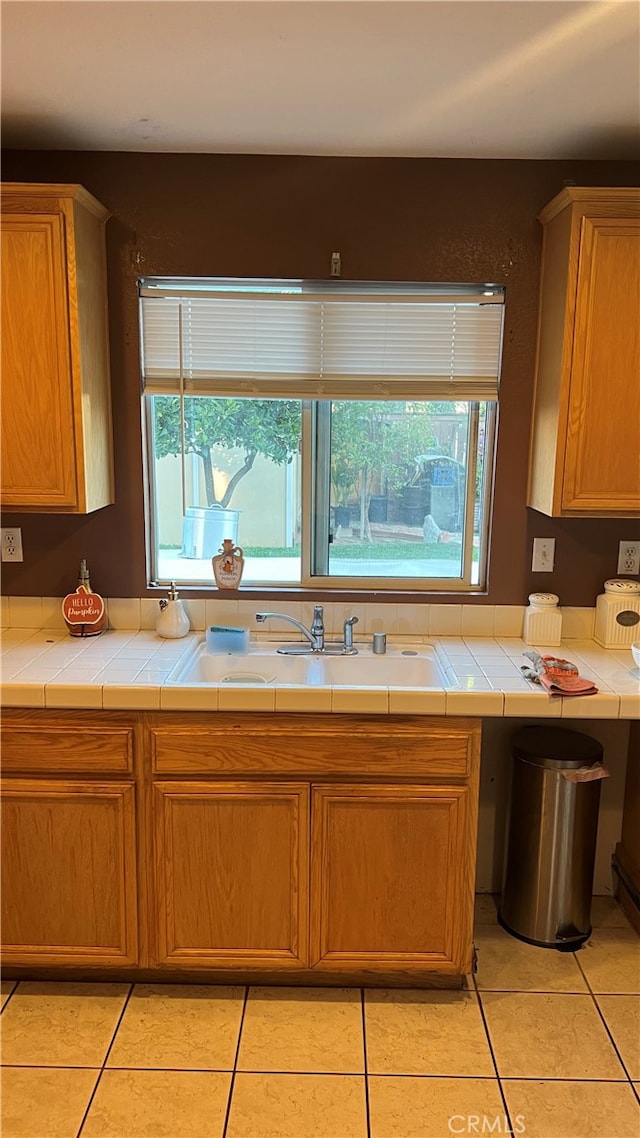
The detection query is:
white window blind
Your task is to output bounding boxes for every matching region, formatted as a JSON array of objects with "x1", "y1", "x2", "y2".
[{"x1": 139, "y1": 279, "x2": 504, "y2": 401}]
